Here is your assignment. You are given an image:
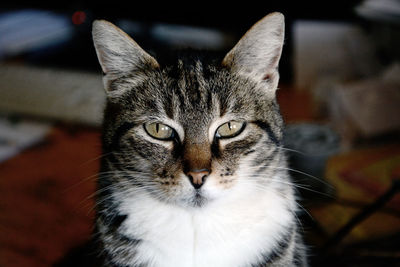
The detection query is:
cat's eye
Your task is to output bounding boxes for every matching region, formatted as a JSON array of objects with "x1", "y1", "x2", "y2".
[
  {"x1": 144, "y1": 122, "x2": 174, "y2": 140},
  {"x1": 216, "y1": 121, "x2": 245, "y2": 138}
]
